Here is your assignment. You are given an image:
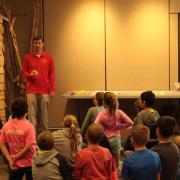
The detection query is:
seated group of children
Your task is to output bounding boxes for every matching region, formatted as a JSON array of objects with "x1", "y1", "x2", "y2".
[{"x1": 0, "y1": 90, "x2": 179, "y2": 180}]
